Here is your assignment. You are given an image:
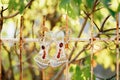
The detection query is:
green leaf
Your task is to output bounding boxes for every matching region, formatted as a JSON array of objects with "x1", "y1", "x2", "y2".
[
  {"x1": 108, "y1": 8, "x2": 116, "y2": 18},
  {"x1": 67, "y1": 4, "x2": 77, "y2": 19},
  {"x1": 19, "y1": 0, "x2": 25, "y2": 13},
  {"x1": 72, "y1": 65, "x2": 82, "y2": 80},
  {"x1": 69, "y1": 66, "x2": 74, "y2": 72},
  {"x1": 8, "y1": 0, "x2": 25, "y2": 13},
  {"x1": 85, "y1": 0, "x2": 94, "y2": 9},
  {"x1": 26, "y1": 0, "x2": 30, "y2": 2},
  {"x1": 8, "y1": 0, "x2": 18, "y2": 11},
  {"x1": 117, "y1": 3, "x2": 120, "y2": 12},
  {"x1": 70, "y1": 0, "x2": 81, "y2": 17},
  {"x1": 101, "y1": 0, "x2": 116, "y2": 18},
  {"x1": 59, "y1": 0, "x2": 81, "y2": 19},
  {"x1": 74, "y1": 0, "x2": 82, "y2": 6},
  {"x1": 75, "y1": 65, "x2": 80, "y2": 73},
  {"x1": 59, "y1": 0, "x2": 70, "y2": 9}
]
